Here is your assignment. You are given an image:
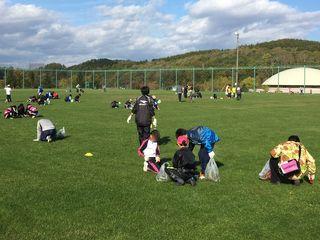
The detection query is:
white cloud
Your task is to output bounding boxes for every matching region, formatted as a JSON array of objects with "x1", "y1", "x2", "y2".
[{"x1": 0, "y1": 0, "x2": 319, "y2": 66}]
